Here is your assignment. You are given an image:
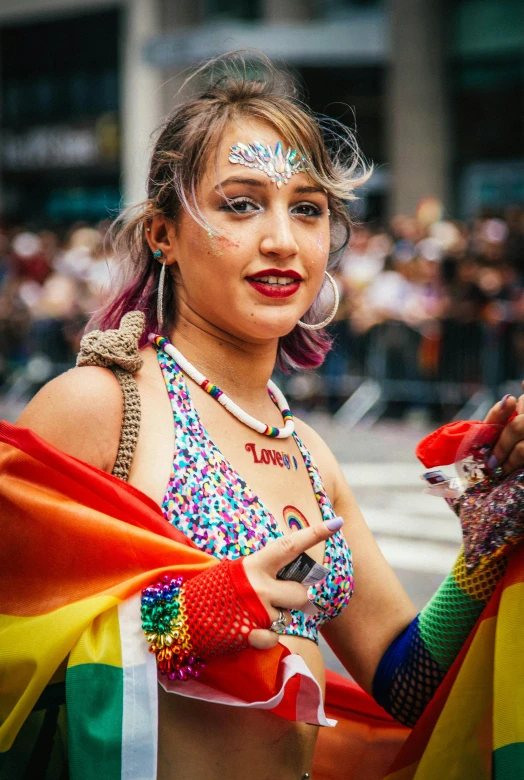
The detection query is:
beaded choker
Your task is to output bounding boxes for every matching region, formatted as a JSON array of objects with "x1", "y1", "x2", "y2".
[{"x1": 150, "y1": 334, "x2": 295, "y2": 439}]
